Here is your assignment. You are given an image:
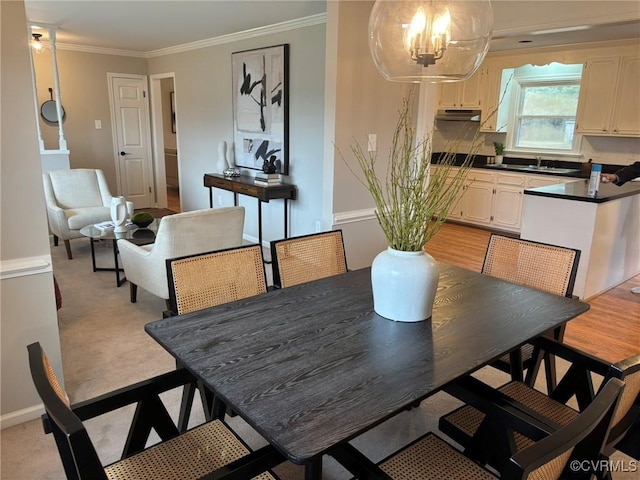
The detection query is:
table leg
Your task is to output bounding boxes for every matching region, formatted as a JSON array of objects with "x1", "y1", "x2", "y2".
[
  {"x1": 112, "y1": 240, "x2": 127, "y2": 287},
  {"x1": 284, "y1": 198, "x2": 289, "y2": 238},
  {"x1": 89, "y1": 238, "x2": 97, "y2": 272},
  {"x1": 208, "y1": 187, "x2": 213, "y2": 208},
  {"x1": 304, "y1": 459, "x2": 322, "y2": 480},
  {"x1": 509, "y1": 349, "x2": 524, "y2": 382}
]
